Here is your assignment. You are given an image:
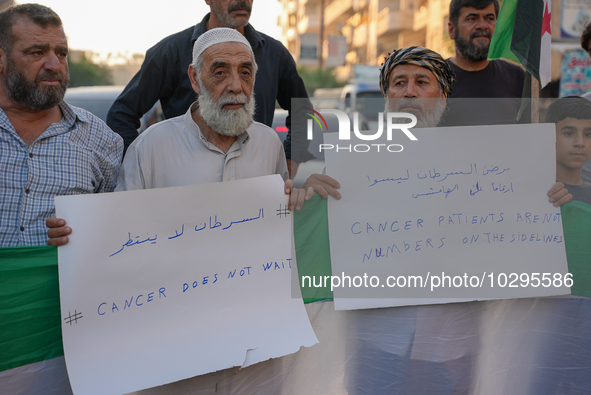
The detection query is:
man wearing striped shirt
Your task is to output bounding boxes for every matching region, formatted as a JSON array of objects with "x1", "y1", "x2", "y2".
[{"x1": 0, "y1": 4, "x2": 122, "y2": 247}]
